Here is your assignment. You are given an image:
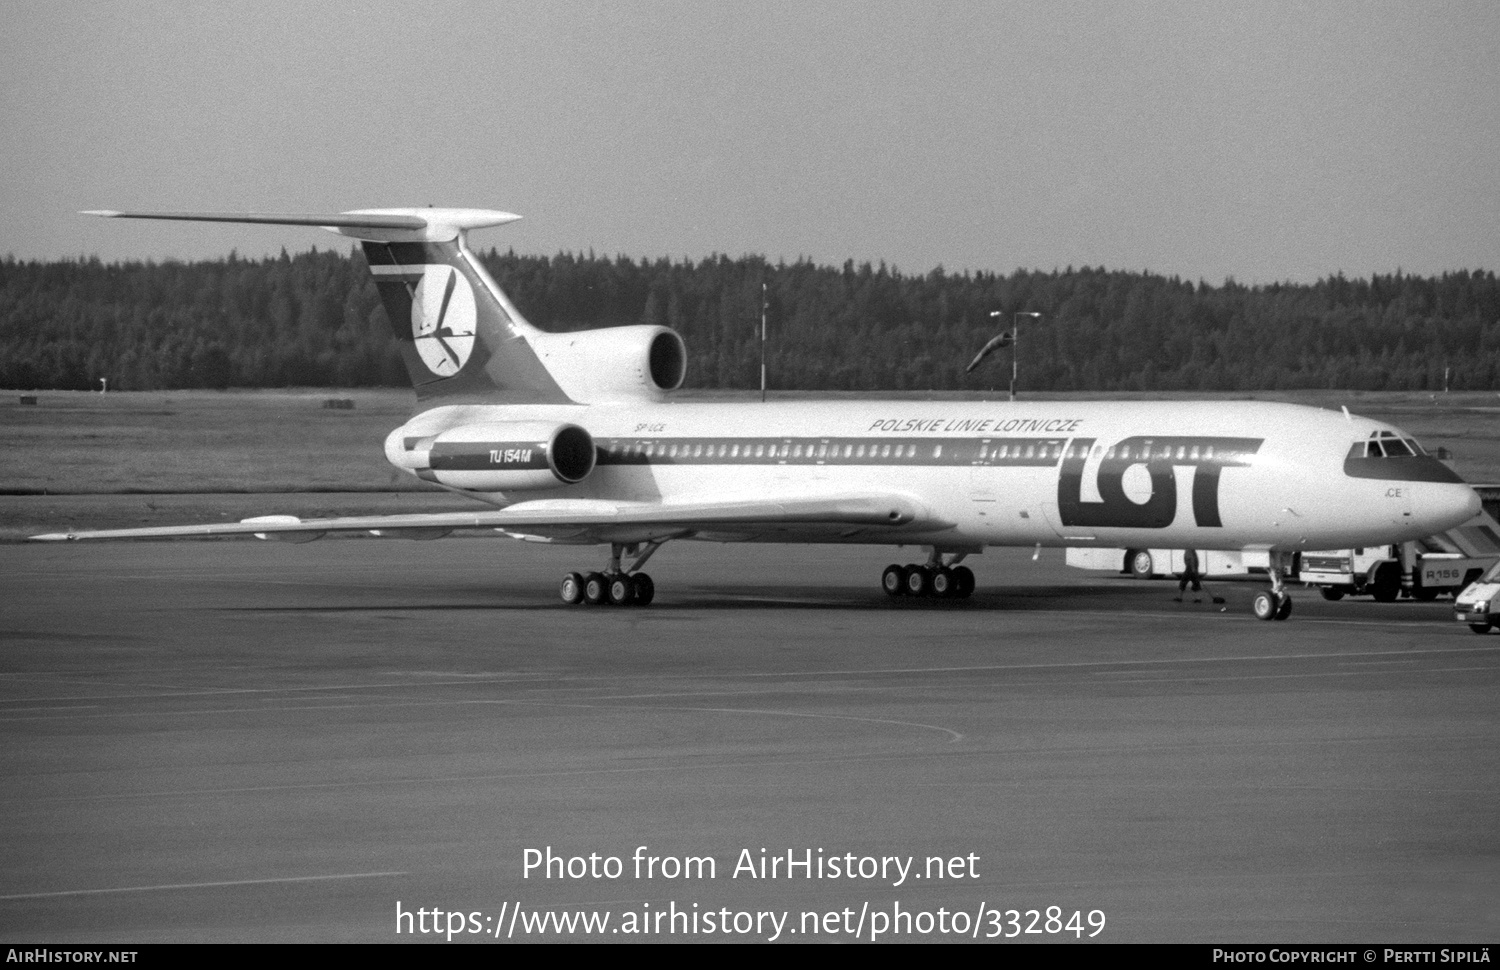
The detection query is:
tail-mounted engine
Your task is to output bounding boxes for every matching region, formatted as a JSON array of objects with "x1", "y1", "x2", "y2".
[
  {"x1": 528, "y1": 325, "x2": 686, "y2": 403},
  {"x1": 391, "y1": 421, "x2": 597, "y2": 491}
]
